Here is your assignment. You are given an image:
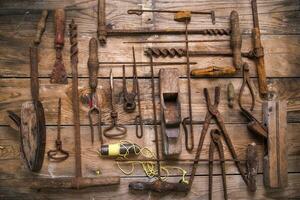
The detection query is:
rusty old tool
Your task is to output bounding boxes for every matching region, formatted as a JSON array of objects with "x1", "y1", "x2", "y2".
[
  {"x1": 7, "y1": 46, "x2": 46, "y2": 172},
  {"x1": 132, "y1": 47, "x2": 144, "y2": 138},
  {"x1": 124, "y1": 39, "x2": 228, "y2": 44},
  {"x1": 97, "y1": 0, "x2": 229, "y2": 45},
  {"x1": 7, "y1": 12, "x2": 47, "y2": 172},
  {"x1": 209, "y1": 129, "x2": 227, "y2": 200},
  {"x1": 239, "y1": 62, "x2": 255, "y2": 111},
  {"x1": 178, "y1": 11, "x2": 194, "y2": 151},
  {"x1": 129, "y1": 56, "x2": 189, "y2": 193},
  {"x1": 47, "y1": 98, "x2": 69, "y2": 162},
  {"x1": 99, "y1": 61, "x2": 198, "y2": 67},
  {"x1": 145, "y1": 10, "x2": 242, "y2": 77},
  {"x1": 103, "y1": 70, "x2": 127, "y2": 138},
  {"x1": 145, "y1": 47, "x2": 260, "y2": 59},
  {"x1": 149, "y1": 55, "x2": 160, "y2": 171},
  {"x1": 240, "y1": 106, "x2": 267, "y2": 139},
  {"x1": 189, "y1": 87, "x2": 251, "y2": 190},
  {"x1": 122, "y1": 65, "x2": 137, "y2": 112},
  {"x1": 159, "y1": 68, "x2": 182, "y2": 156},
  {"x1": 87, "y1": 37, "x2": 102, "y2": 144},
  {"x1": 127, "y1": 9, "x2": 215, "y2": 24},
  {"x1": 50, "y1": 9, "x2": 68, "y2": 84},
  {"x1": 69, "y1": 20, "x2": 120, "y2": 188},
  {"x1": 251, "y1": 0, "x2": 268, "y2": 98}
]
